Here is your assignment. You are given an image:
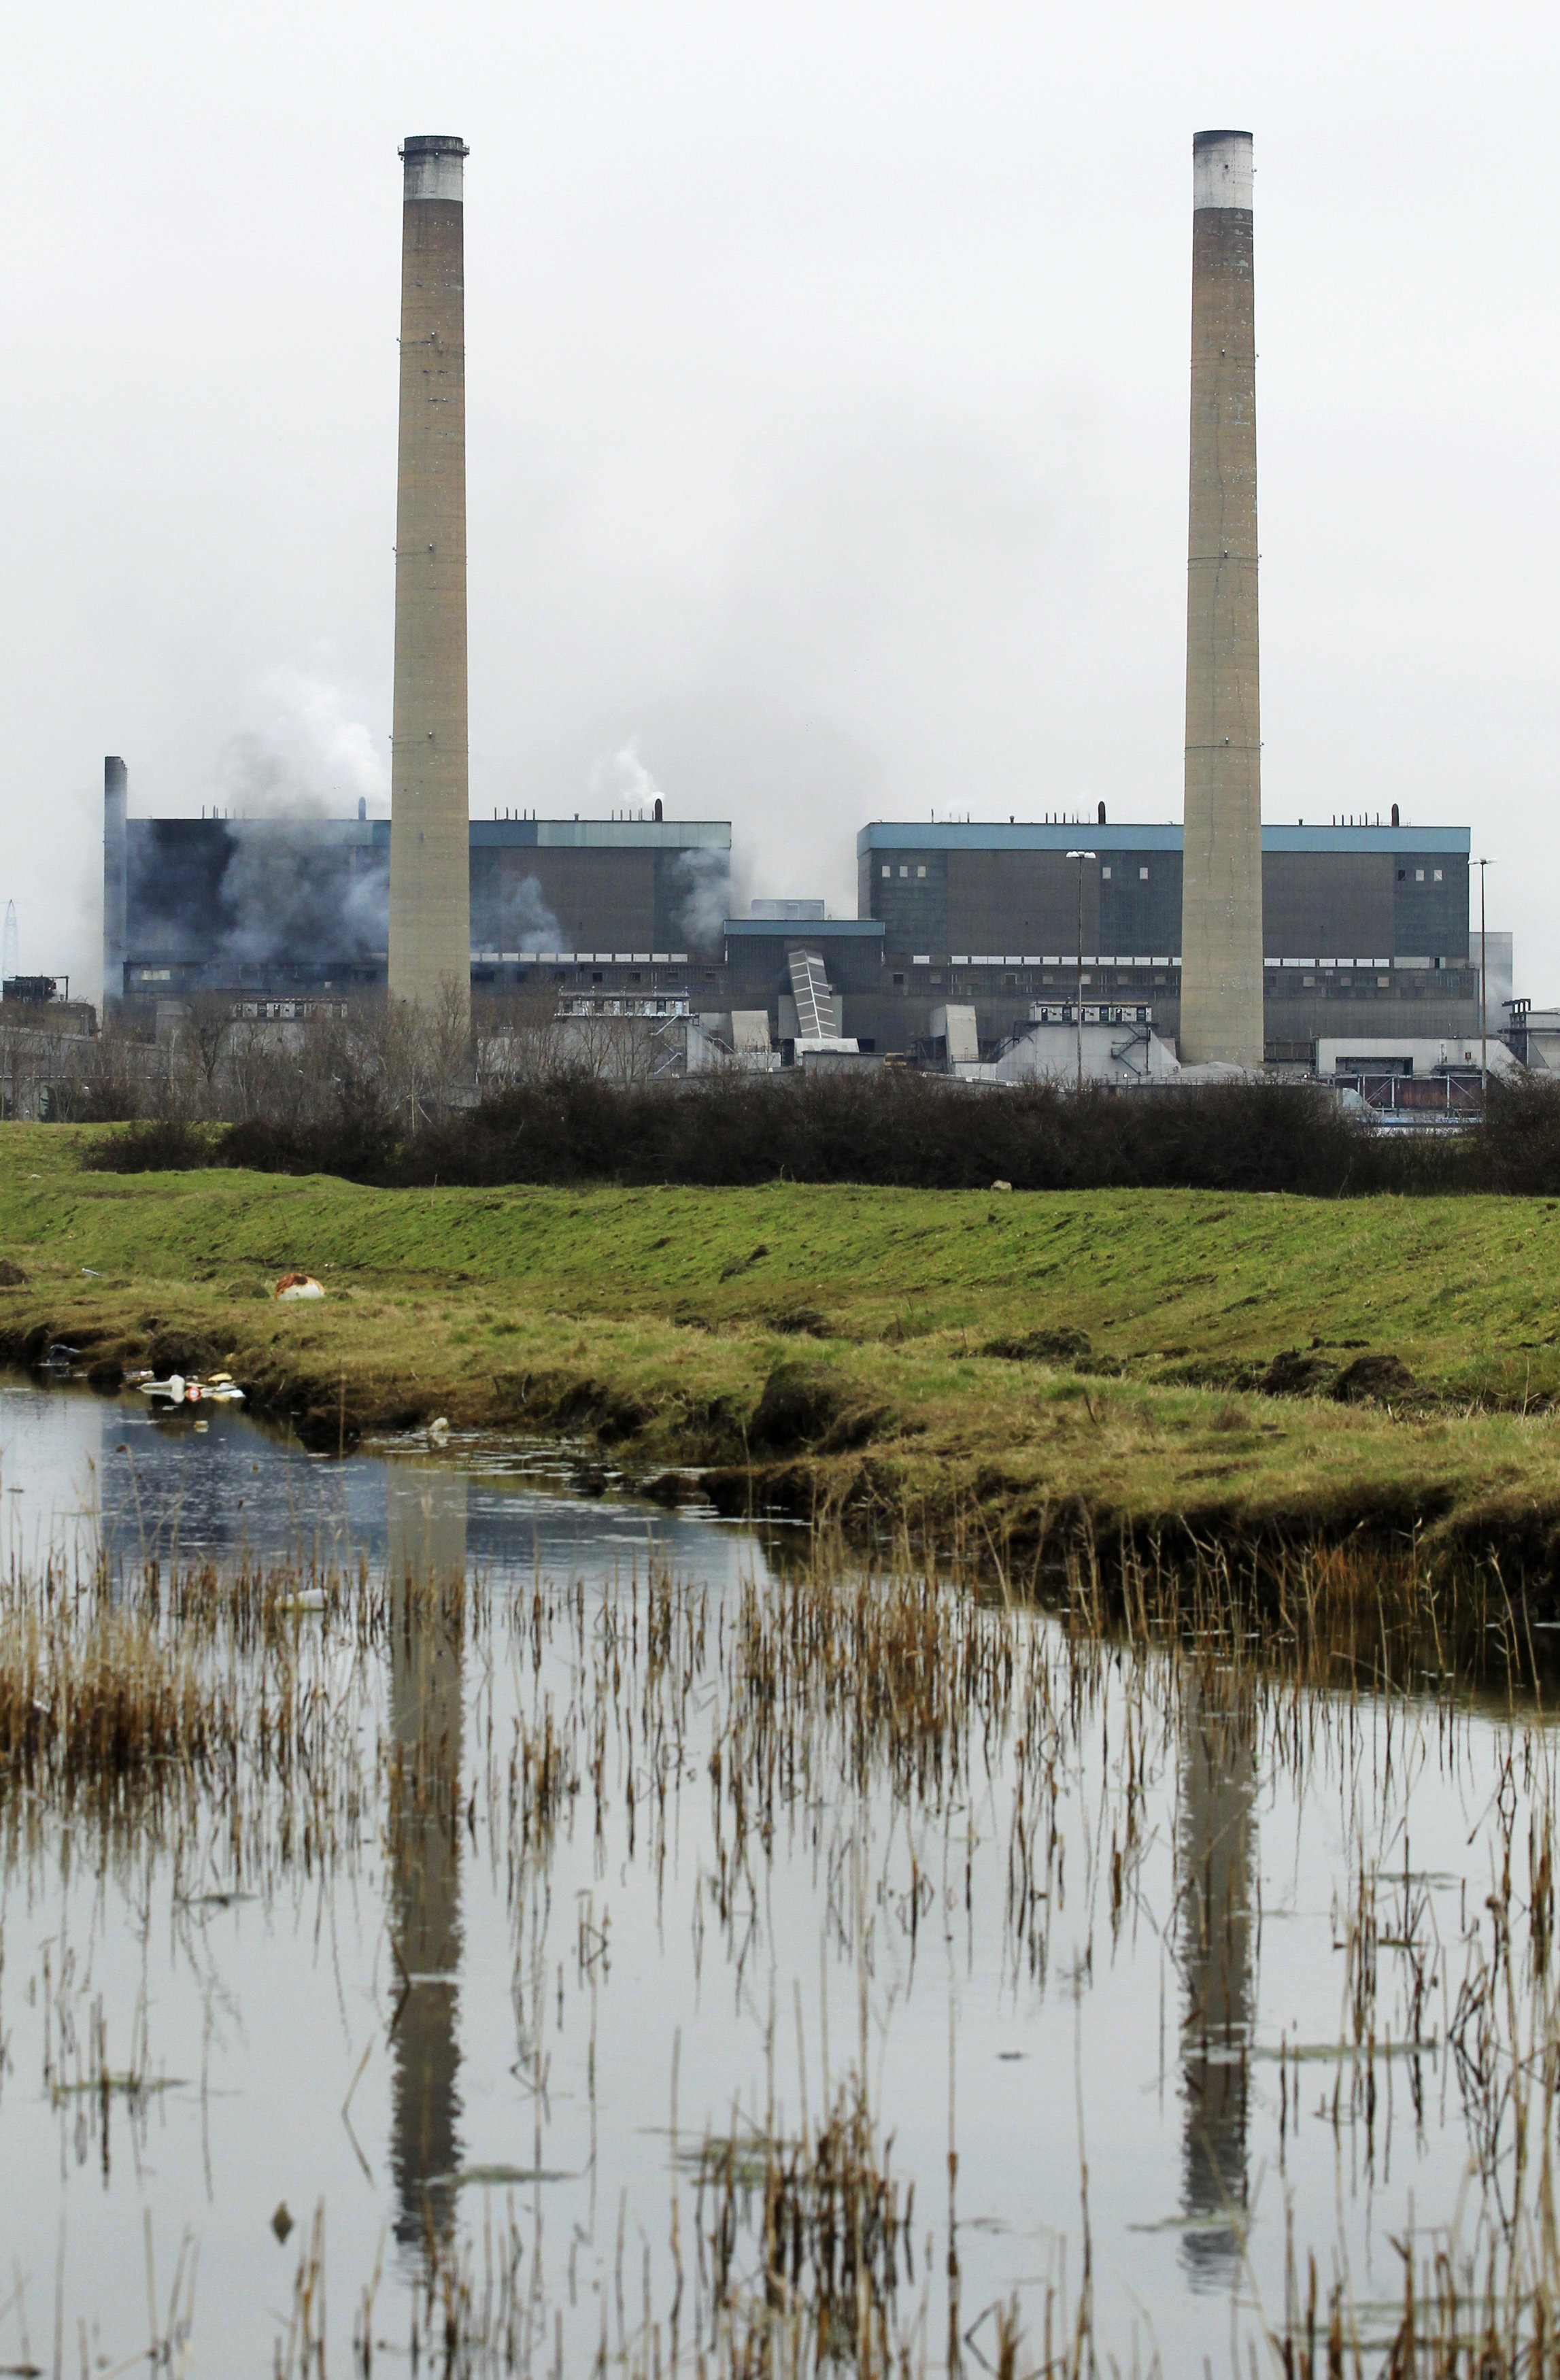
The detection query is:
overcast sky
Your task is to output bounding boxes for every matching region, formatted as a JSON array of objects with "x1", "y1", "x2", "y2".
[{"x1": 7, "y1": 0, "x2": 1560, "y2": 995}]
